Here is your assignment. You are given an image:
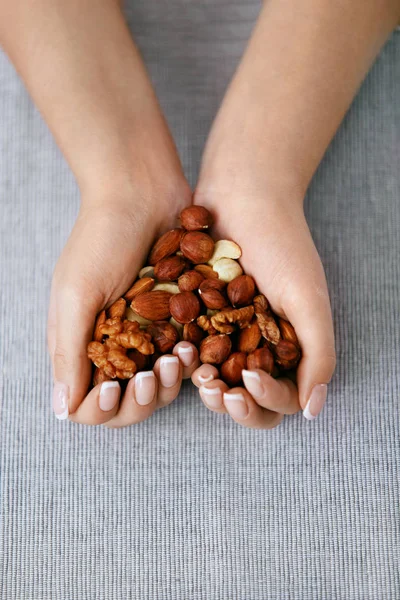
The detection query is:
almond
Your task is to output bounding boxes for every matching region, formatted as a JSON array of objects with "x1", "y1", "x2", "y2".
[
  {"x1": 93, "y1": 309, "x2": 107, "y2": 342},
  {"x1": 180, "y1": 205, "x2": 213, "y2": 231},
  {"x1": 180, "y1": 231, "x2": 215, "y2": 264},
  {"x1": 124, "y1": 277, "x2": 155, "y2": 301},
  {"x1": 108, "y1": 298, "x2": 126, "y2": 319},
  {"x1": 247, "y1": 347, "x2": 275, "y2": 374},
  {"x1": 220, "y1": 352, "x2": 247, "y2": 387},
  {"x1": 169, "y1": 291, "x2": 201, "y2": 324},
  {"x1": 147, "y1": 321, "x2": 180, "y2": 353},
  {"x1": 131, "y1": 290, "x2": 172, "y2": 321},
  {"x1": 148, "y1": 228, "x2": 184, "y2": 265},
  {"x1": 227, "y1": 275, "x2": 256, "y2": 307},
  {"x1": 194, "y1": 264, "x2": 219, "y2": 280},
  {"x1": 153, "y1": 255, "x2": 186, "y2": 281},
  {"x1": 273, "y1": 340, "x2": 300, "y2": 370},
  {"x1": 183, "y1": 322, "x2": 205, "y2": 347},
  {"x1": 198, "y1": 279, "x2": 228, "y2": 310},
  {"x1": 178, "y1": 270, "x2": 204, "y2": 292},
  {"x1": 238, "y1": 321, "x2": 262, "y2": 353},
  {"x1": 200, "y1": 334, "x2": 232, "y2": 365},
  {"x1": 278, "y1": 318, "x2": 299, "y2": 346}
]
